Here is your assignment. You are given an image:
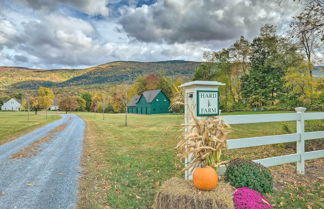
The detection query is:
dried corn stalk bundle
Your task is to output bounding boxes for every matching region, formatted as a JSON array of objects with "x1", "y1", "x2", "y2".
[{"x1": 176, "y1": 114, "x2": 231, "y2": 171}]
